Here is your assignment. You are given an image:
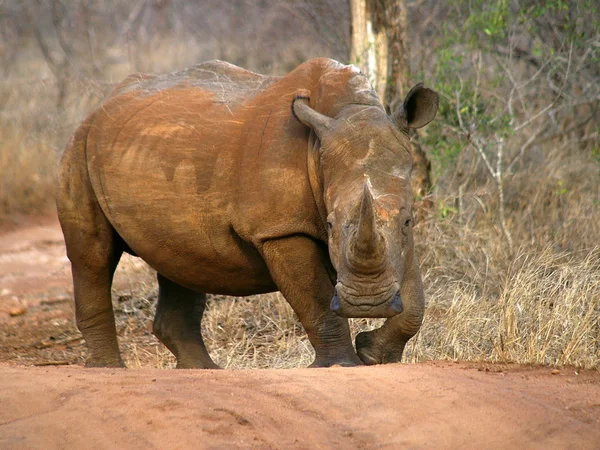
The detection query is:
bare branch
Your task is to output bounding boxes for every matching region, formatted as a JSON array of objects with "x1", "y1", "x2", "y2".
[{"x1": 513, "y1": 40, "x2": 574, "y2": 133}]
